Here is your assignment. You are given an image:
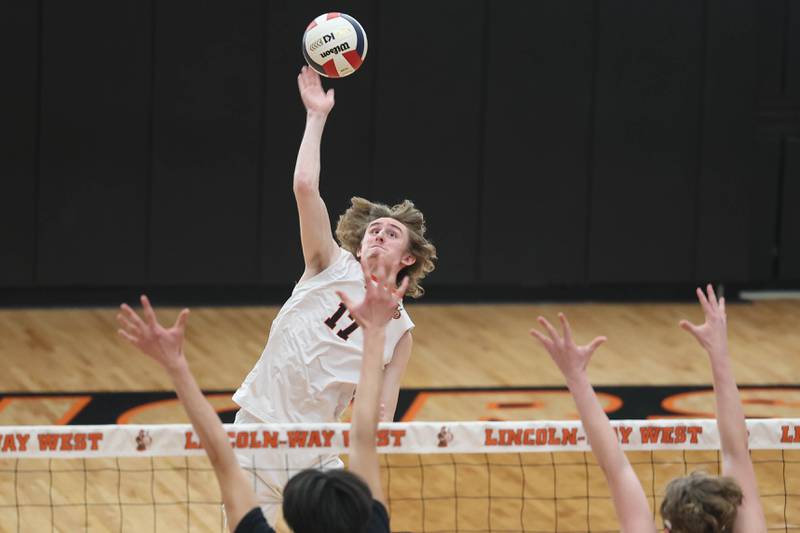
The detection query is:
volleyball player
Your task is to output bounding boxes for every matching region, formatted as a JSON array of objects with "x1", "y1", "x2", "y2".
[
  {"x1": 529, "y1": 285, "x2": 766, "y2": 533},
  {"x1": 230, "y1": 65, "x2": 436, "y2": 521},
  {"x1": 117, "y1": 271, "x2": 404, "y2": 532}
]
